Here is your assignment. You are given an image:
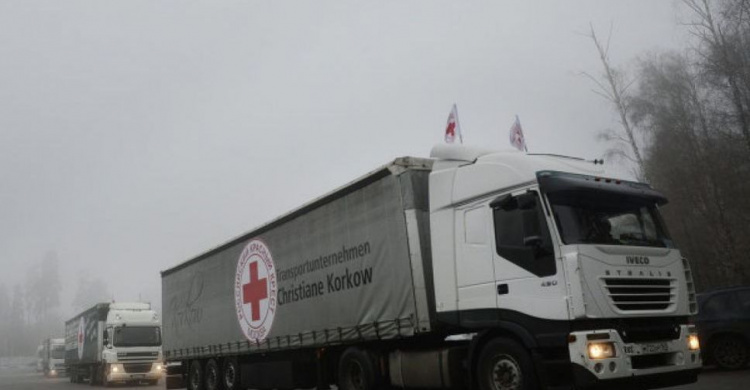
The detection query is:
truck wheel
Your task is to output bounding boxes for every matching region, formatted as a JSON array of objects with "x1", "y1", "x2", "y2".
[
  {"x1": 222, "y1": 358, "x2": 239, "y2": 390},
  {"x1": 188, "y1": 360, "x2": 204, "y2": 390},
  {"x1": 88, "y1": 366, "x2": 97, "y2": 386},
  {"x1": 101, "y1": 365, "x2": 111, "y2": 387},
  {"x1": 712, "y1": 335, "x2": 749, "y2": 370},
  {"x1": 338, "y1": 347, "x2": 380, "y2": 390},
  {"x1": 204, "y1": 359, "x2": 222, "y2": 390},
  {"x1": 477, "y1": 338, "x2": 538, "y2": 390}
]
